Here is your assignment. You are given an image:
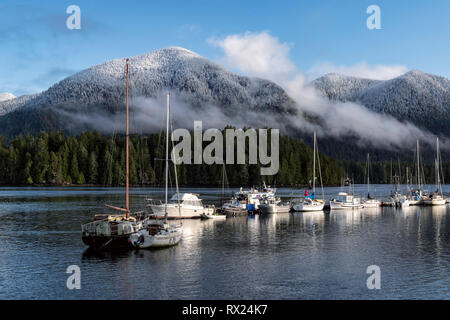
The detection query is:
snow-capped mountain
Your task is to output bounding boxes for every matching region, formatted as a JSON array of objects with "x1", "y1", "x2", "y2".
[
  {"x1": 0, "y1": 92, "x2": 15, "y2": 102},
  {"x1": 0, "y1": 92, "x2": 18, "y2": 114},
  {"x1": 0, "y1": 47, "x2": 296, "y2": 136},
  {"x1": 313, "y1": 70, "x2": 450, "y2": 135}
]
